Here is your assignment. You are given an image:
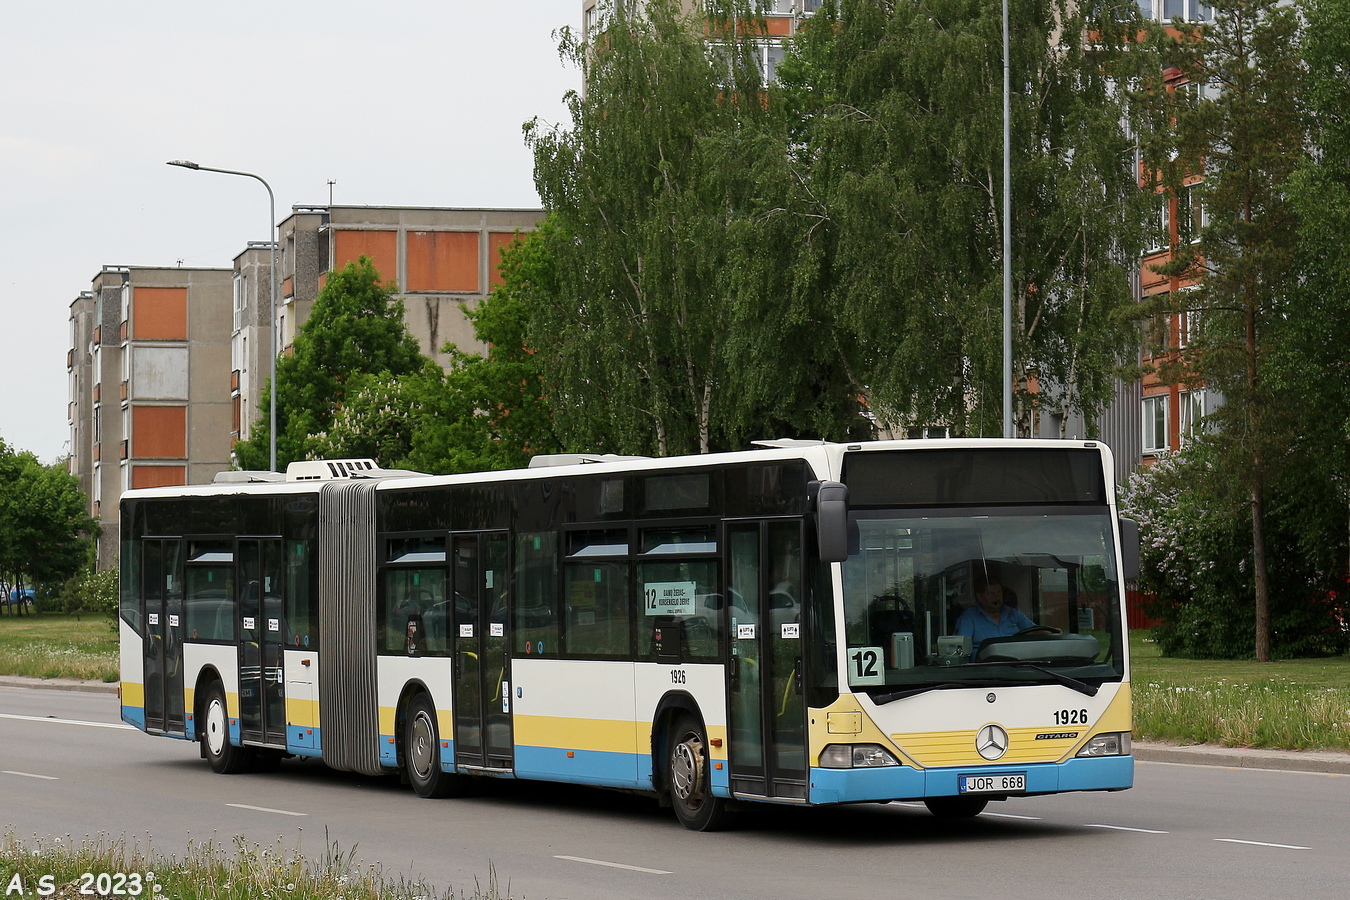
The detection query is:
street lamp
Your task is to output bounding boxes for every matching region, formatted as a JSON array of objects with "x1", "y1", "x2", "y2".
[
  {"x1": 1002, "y1": 0, "x2": 1013, "y2": 438},
  {"x1": 166, "y1": 160, "x2": 280, "y2": 472}
]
